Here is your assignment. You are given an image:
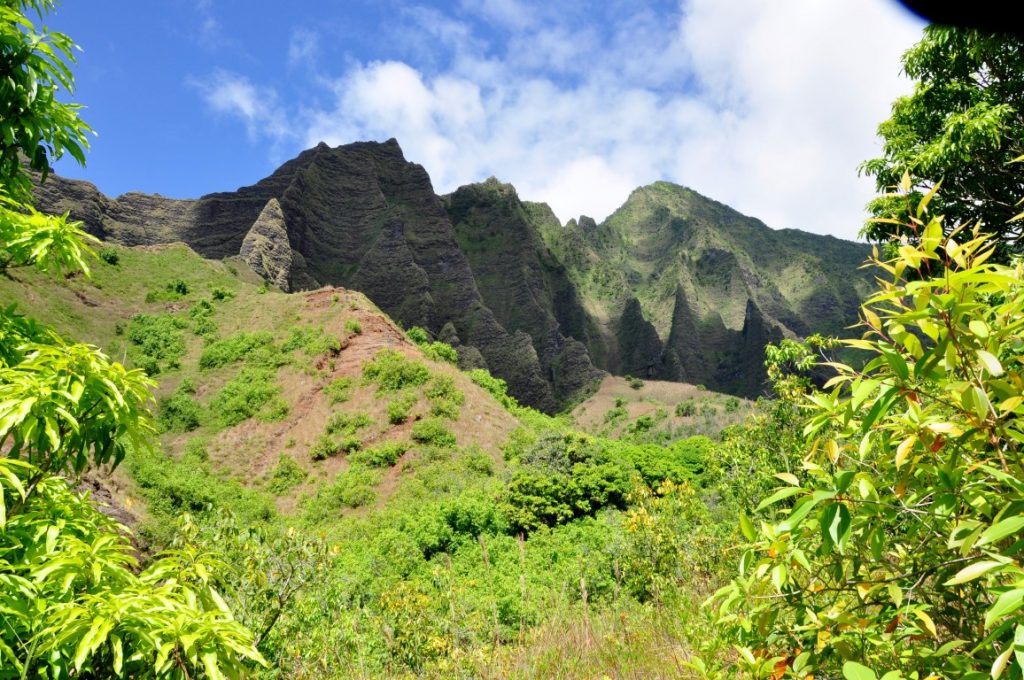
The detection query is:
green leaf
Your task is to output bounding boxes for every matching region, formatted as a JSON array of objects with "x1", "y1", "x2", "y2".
[
  {"x1": 756, "y1": 486, "x2": 805, "y2": 512},
  {"x1": 985, "y1": 589, "x2": 1024, "y2": 629},
  {"x1": 739, "y1": 512, "x2": 756, "y2": 542},
  {"x1": 821, "y1": 502, "x2": 851, "y2": 551},
  {"x1": 843, "y1": 661, "x2": 878, "y2": 680},
  {"x1": 945, "y1": 560, "x2": 1005, "y2": 585},
  {"x1": 979, "y1": 516, "x2": 1024, "y2": 547},
  {"x1": 978, "y1": 350, "x2": 1004, "y2": 376}
]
